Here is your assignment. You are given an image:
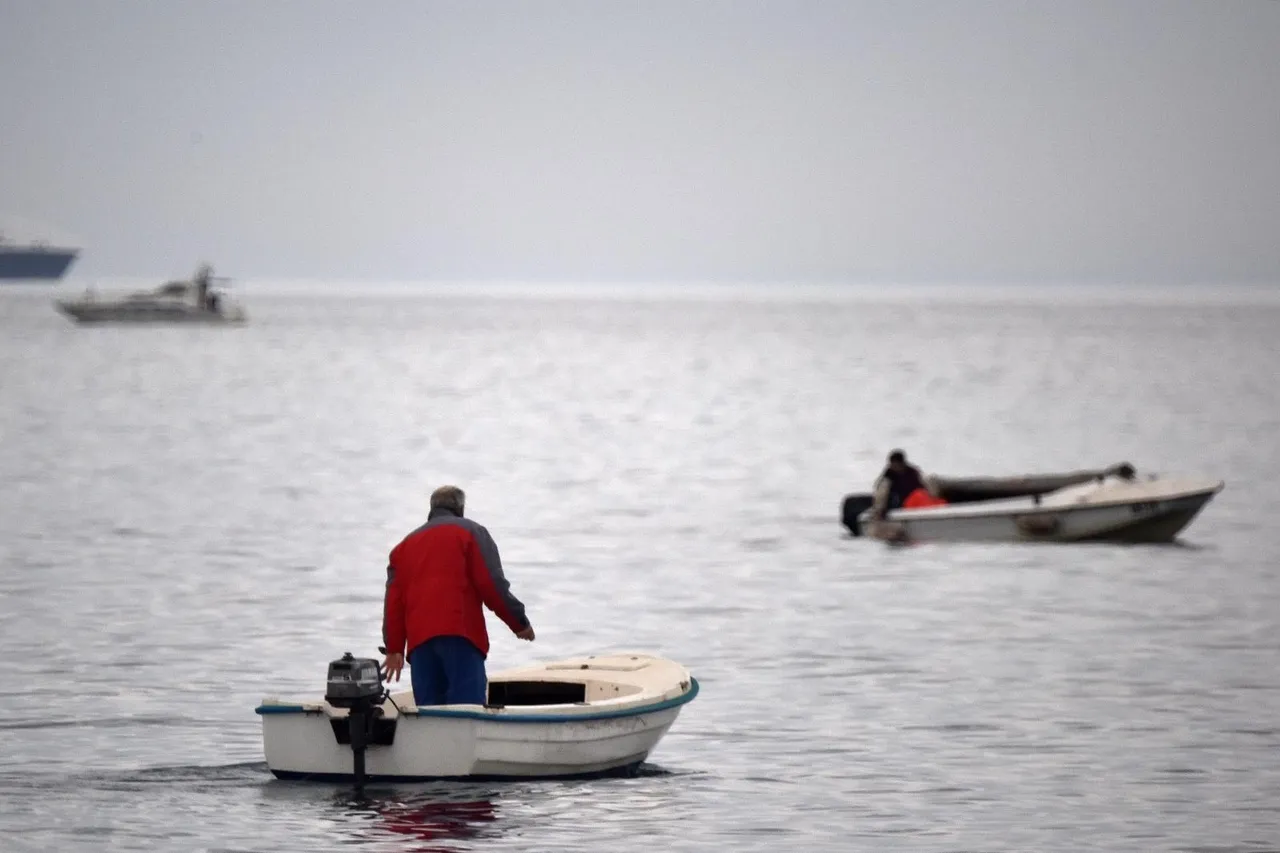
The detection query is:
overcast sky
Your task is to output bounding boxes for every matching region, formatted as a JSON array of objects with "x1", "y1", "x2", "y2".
[{"x1": 2, "y1": 0, "x2": 1278, "y2": 283}]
